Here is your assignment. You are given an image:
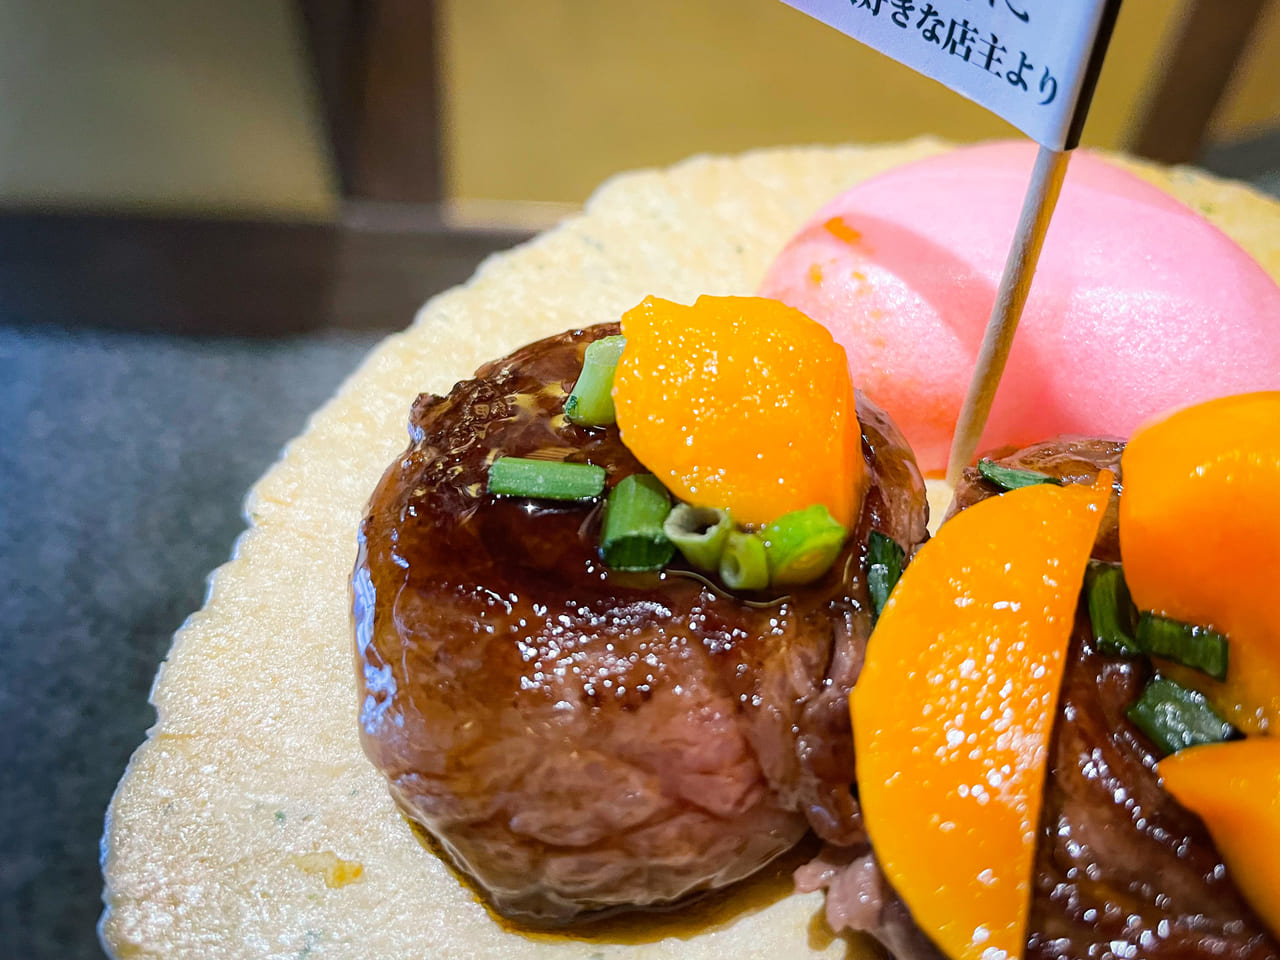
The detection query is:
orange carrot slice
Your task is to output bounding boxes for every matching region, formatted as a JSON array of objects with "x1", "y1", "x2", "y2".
[
  {"x1": 1159, "y1": 738, "x2": 1280, "y2": 935},
  {"x1": 852, "y1": 474, "x2": 1110, "y2": 960},
  {"x1": 613, "y1": 295, "x2": 864, "y2": 527},
  {"x1": 1120, "y1": 392, "x2": 1280, "y2": 732}
]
